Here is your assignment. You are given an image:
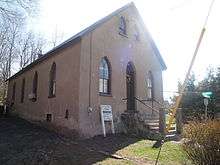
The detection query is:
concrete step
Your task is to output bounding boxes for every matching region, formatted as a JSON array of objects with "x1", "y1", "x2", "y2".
[
  {"x1": 167, "y1": 129, "x2": 176, "y2": 133},
  {"x1": 165, "y1": 133, "x2": 181, "y2": 141},
  {"x1": 166, "y1": 124, "x2": 176, "y2": 127},
  {"x1": 166, "y1": 134, "x2": 176, "y2": 138},
  {"x1": 149, "y1": 126, "x2": 159, "y2": 130},
  {"x1": 145, "y1": 120, "x2": 159, "y2": 123},
  {"x1": 146, "y1": 122, "x2": 159, "y2": 126},
  {"x1": 166, "y1": 131, "x2": 177, "y2": 136}
]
